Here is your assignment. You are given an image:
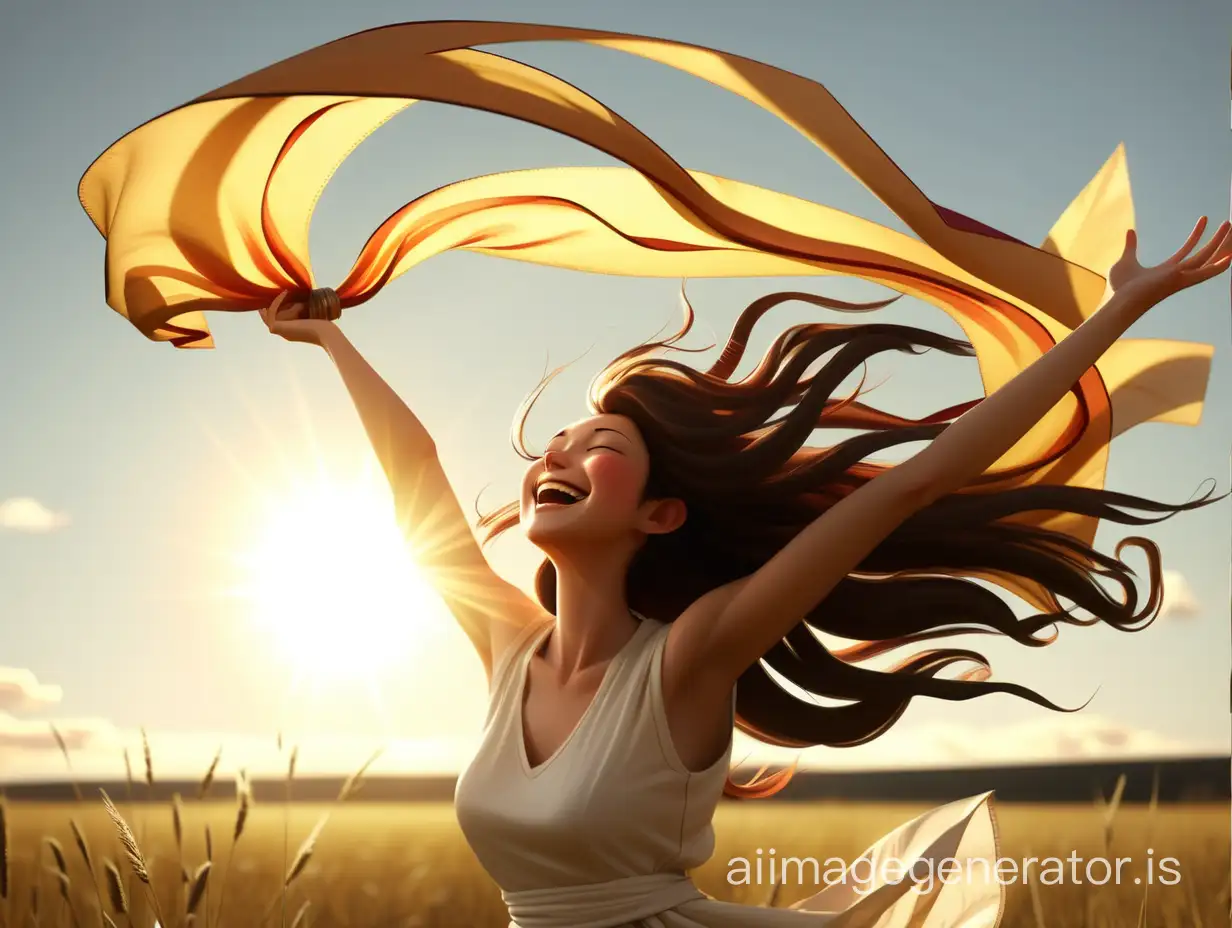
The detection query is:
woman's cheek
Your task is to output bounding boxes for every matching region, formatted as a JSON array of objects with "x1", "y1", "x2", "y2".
[{"x1": 587, "y1": 455, "x2": 643, "y2": 507}]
